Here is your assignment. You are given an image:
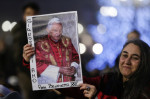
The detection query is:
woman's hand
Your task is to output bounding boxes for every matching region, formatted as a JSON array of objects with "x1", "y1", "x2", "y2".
[
  {"x1": 80, "y1": 83, "x2": 97, "y2": 99},
  {"x1": 23, "y1": 44, "x2": 35, "y2": 62}
]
